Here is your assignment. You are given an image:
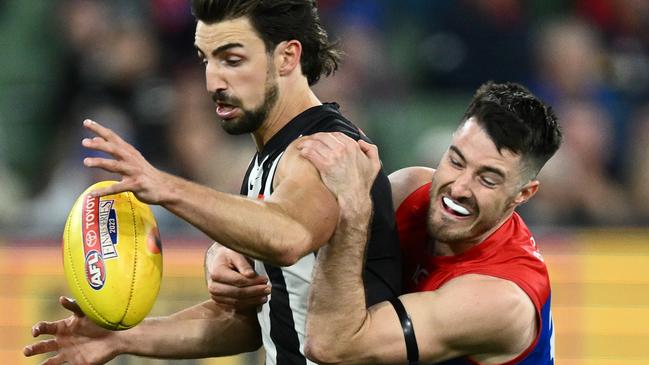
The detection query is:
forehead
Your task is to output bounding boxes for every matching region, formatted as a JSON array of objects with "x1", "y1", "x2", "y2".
[
  {"x1": 451, "y1": 117, "x2": 522, "y2": 171},
  {"x1": 194, "y1": 17, "x2": 264, "y2": 52}
]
